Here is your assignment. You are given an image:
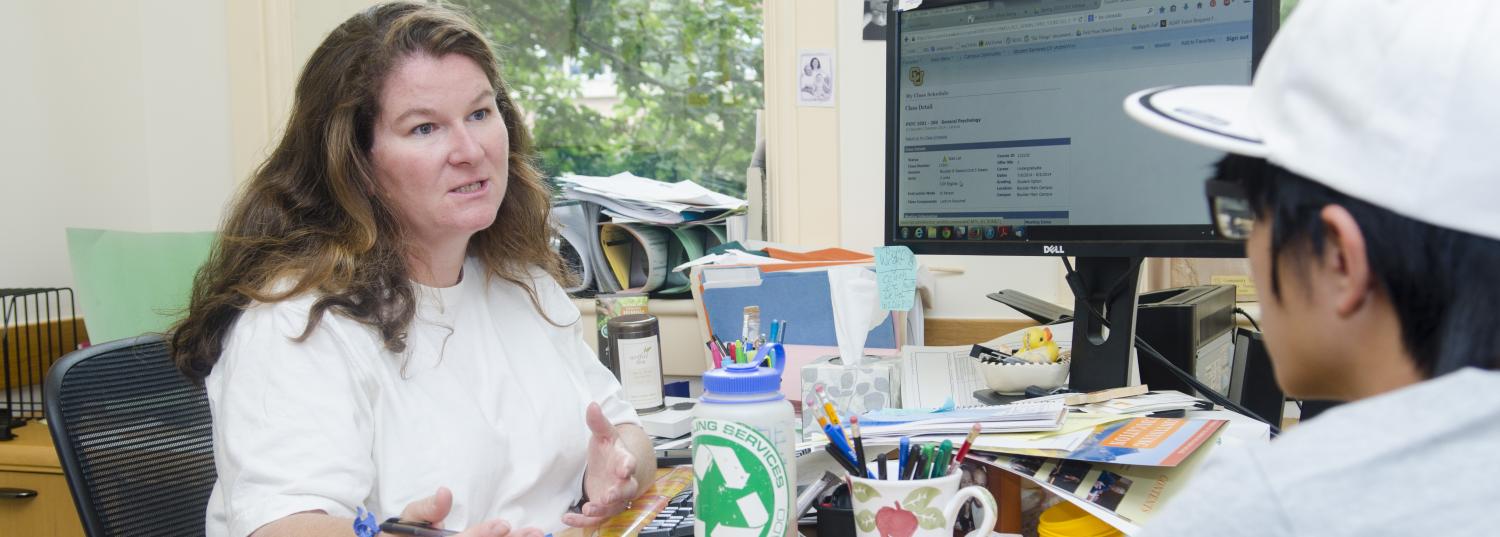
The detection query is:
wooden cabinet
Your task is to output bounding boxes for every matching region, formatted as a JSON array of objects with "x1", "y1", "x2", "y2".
[{"x1": 0, "y1": 422, "x2": 85, "y2": 537}]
